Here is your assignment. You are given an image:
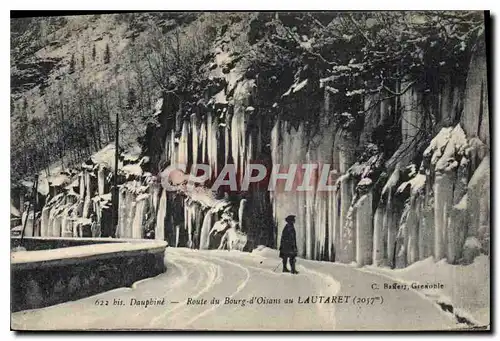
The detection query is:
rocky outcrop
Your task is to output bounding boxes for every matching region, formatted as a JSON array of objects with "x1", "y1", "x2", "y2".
[{"x1": 21, "y1": 14, "x2": 489, "y2": 269}]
